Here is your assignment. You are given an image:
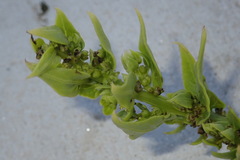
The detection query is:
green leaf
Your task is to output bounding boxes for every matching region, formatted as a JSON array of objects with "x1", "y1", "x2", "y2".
[
  {"x1": 100, "y1": 95, "x2": 117, "y2": 115},
  {"x1": 26, "y1": 61, "x2": 90, "y2": 97},
  {"x1": 211, "y1": 123, "x2": 226, "y2": 132},
  {"x1": 210, "y1": 113, "x2": 229, "y2": 124},
  {"x1": 176, "y1": 28, "x2": 210, "y2": 125},
  {"x1": 111, "y1": 72, "x2": 137, "y2": 110},
  {"x1": 135, "y1": 9, "x2": 163, "y2": 88},
  {"x1": 30, "y1": 38, "x2": 45, "y2": 53},
  {"x1": 202, "y1": 123, "x2": 218, "y2": 135},
  {"x1": 167, "y1": 90, "x2": 193, "y2": 108},
  {"x1": 190, "y1": 135, "x2": 206, "y2": 145},
  {"x1": 206, "y1": 89, "x2": 226, "y2": 109},
  {"x1": 28, "y1": 25, "x2": 69, "y2": 45},
  {"x1": 211, "y1": 150, "x2": 236, "y2": 159},
  {"x1": 88, "y1": 12, "x2": 116, "y2": 70},
  {"x1": 78, "y1": 84, "x2": 102, "y2": 99},
  {"x1": 221, "y1": 128, "x2": 235, "y2": 142},
  {"x1": 227, "y1": 107, "x2": 240, "y2": 130},
  {"x1": 55, "y1": 8, "x2": 85, "y2": 50},
  {"x1": 27, "y1": 46, "x2": 61, "y2": 78},
  {"x1": 194, "y1": 27, "x2": 210, "y2": 124},
  {"x1": 55, "y1": 9, "x2": 81, "y2": 37},
  {"x1": 196, "y1": 26, "x2": 207, "y2": 75},
  {"x1": 237, "y1": 145, "x2": 240, "y2": 160},
  {"x1": 112, "y1": 111, "x2": 168, "y2": 139},
  {"x1": 164, "y1": 124, "x2": 186, "y2": 134},
  {"x1": 175, "y1": 42, "x2": 197, "y2": 95},
  {"x1": 122, "y1": 50, "x2": 141, "y2": 73},
  {"x1": 202, "y1": 138, "x2": 221, "y2": 149}
]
